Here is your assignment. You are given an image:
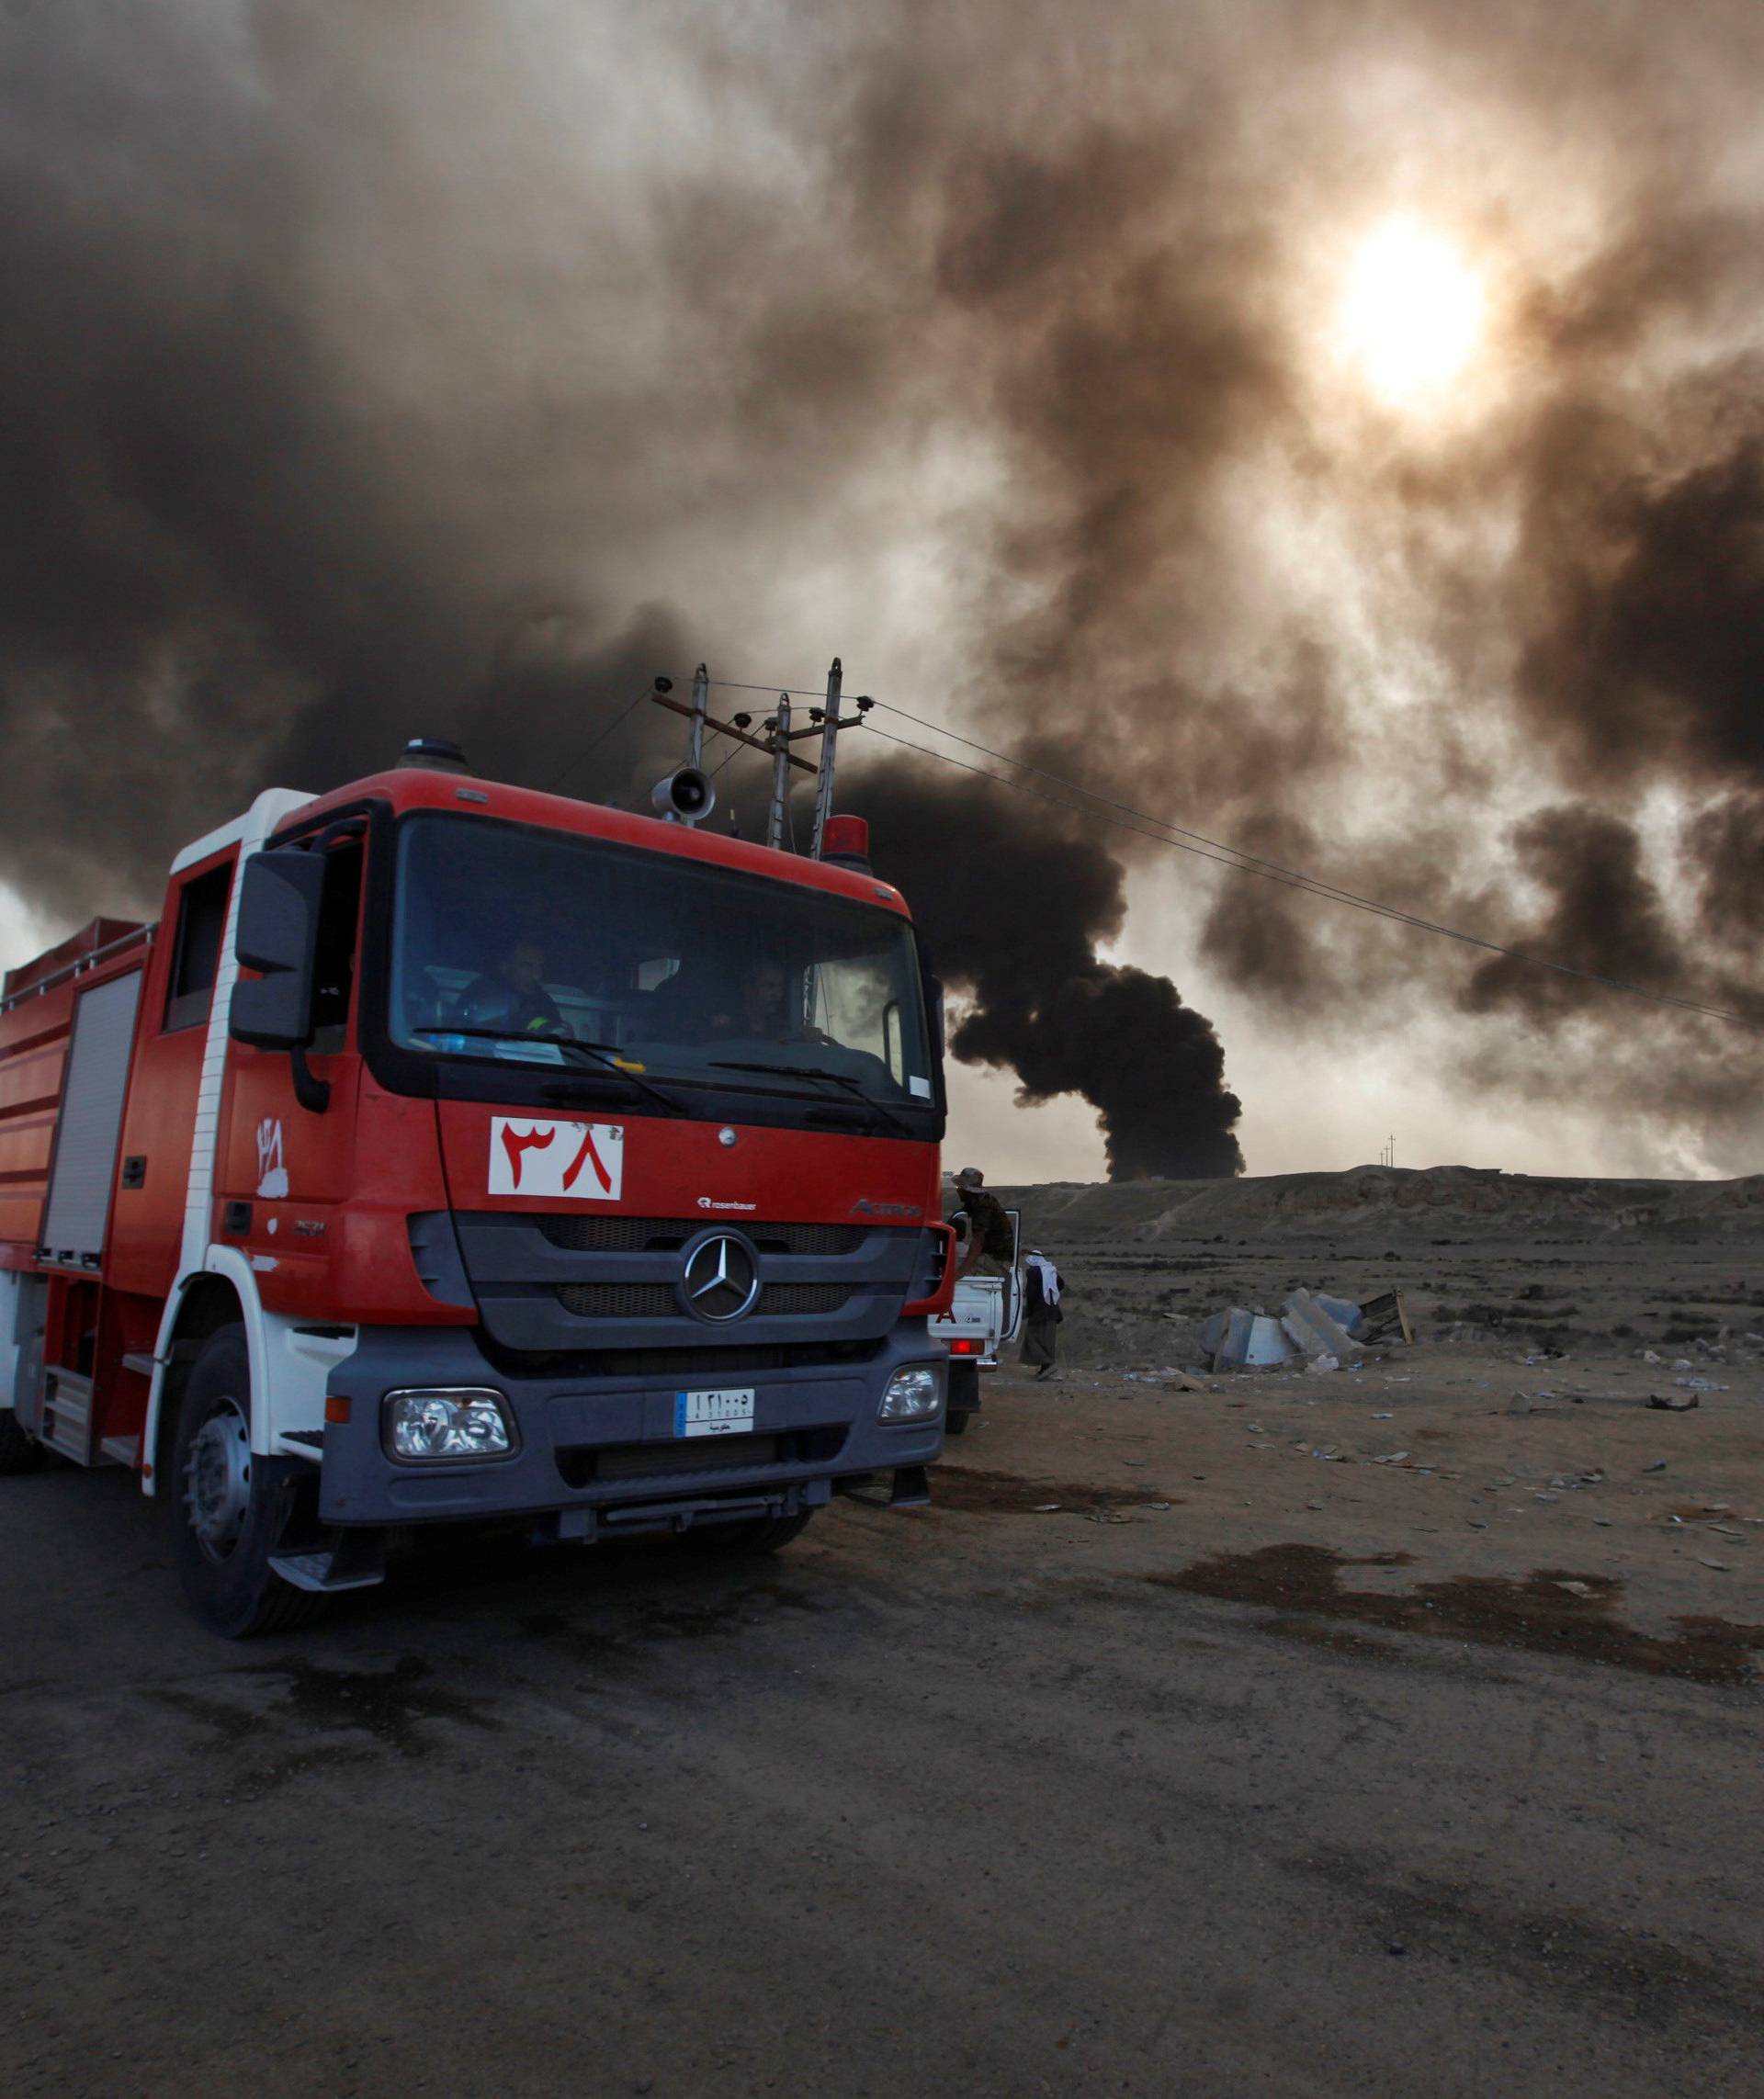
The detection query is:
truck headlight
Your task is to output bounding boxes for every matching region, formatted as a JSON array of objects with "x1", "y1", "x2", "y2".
[
  {"x1": 383, "y1": 1388, "x2": 516, "y2": 1461},
  {"x1": 877, "y1": 1366, "x2": 942, "y2": 1423}
]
